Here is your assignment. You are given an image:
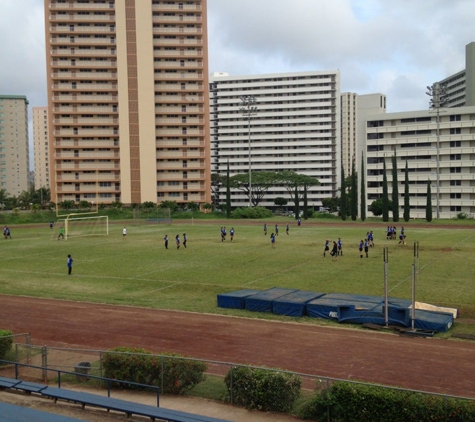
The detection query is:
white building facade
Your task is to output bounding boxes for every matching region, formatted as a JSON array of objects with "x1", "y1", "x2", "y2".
[
  {"x1": 365, "y1": 106, "x2": 475, "y2": 219},
  {"x1": 210, "y1": 71, "x2": 341, "y2": 209}
]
